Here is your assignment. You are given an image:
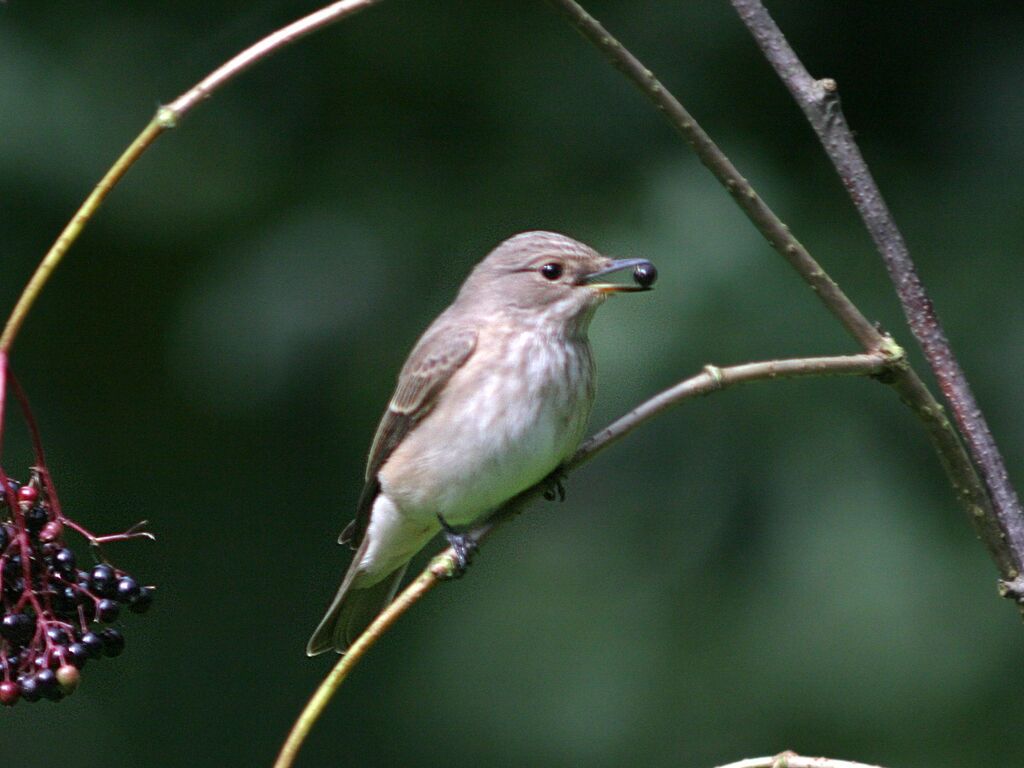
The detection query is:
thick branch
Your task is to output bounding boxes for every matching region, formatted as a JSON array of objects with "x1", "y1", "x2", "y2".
[
  {"x1": 544, "y1": 0, "x2": 1015, "y2": 584},
  {"x1": 729, "y1": 0, "x2": 1024, "y2": 590},
  {"x1": 274, "y1": 353, "x2": 890, "y2": 768}
]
